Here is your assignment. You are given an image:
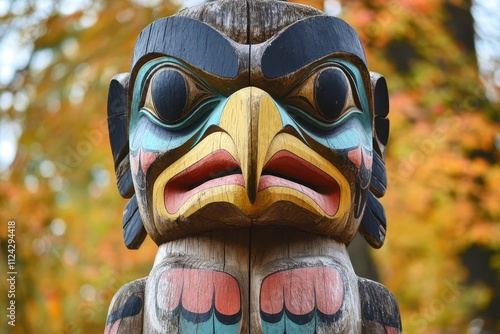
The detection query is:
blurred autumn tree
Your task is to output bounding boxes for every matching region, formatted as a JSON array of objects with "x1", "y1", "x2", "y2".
[
  {"x1": 0, "y1": 1, "x2": 178, "y2": 333},
  {"x1": 341, "y1": 0, "x2": 500, "y2": 332},
  {"x1": 0, "y1": 0, "x2": 498, "y2": 333}
]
